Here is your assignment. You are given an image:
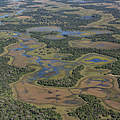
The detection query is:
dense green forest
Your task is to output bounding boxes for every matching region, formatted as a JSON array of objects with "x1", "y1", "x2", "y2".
[
  {"x1": 0, "y1": 37, "x2": 17, "y2": 54},
  {"x1": 0, "y1": 98, "x2": 62, "y2": 120},
  {"x1": 68, "y1": 94, "x2": 120, "y2": 120}
]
